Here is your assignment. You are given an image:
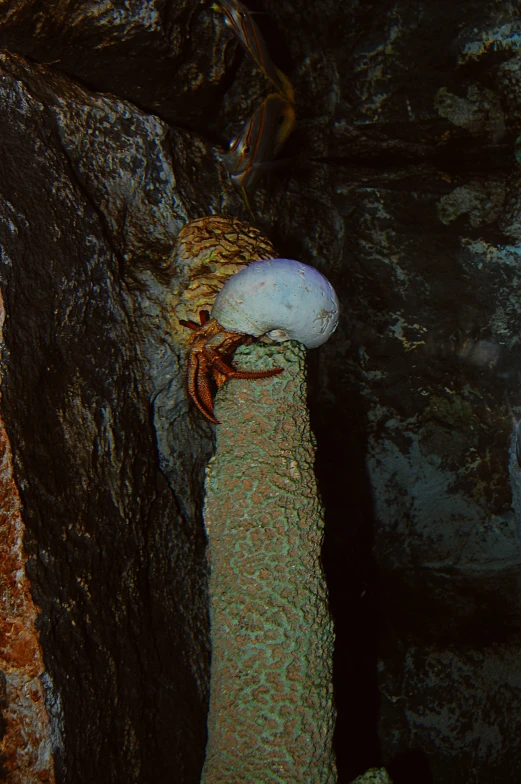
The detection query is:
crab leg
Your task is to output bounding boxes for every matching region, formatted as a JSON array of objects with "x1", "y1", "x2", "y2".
[
  {"x1": 211, "y1": 354, "x2": 283, "y2": 382},
  {"x1": 187, "y1": 352, "x2": 220, "y2": 425},
  {"x1": 196, "y1": 355, "x2": 220, "y2": 419}
]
